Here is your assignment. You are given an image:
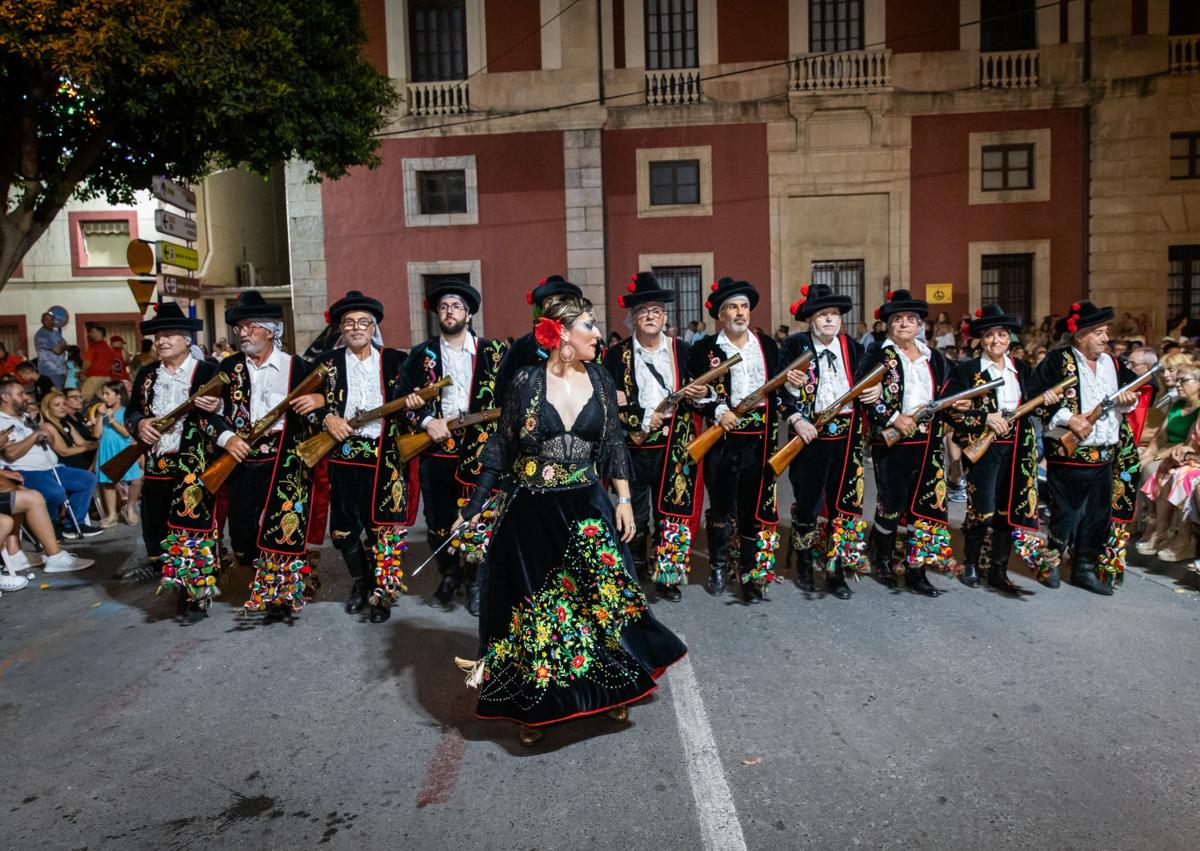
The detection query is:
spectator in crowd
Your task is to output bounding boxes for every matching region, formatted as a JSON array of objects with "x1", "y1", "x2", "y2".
[
  {"x1": 860, "y1": 320, "x2": 886, "y2": 348},
  {"x1": 80, "y1": 325, "x2": 116, "y2": 401},
  {"x1": 109, "y1": 336, "x2": 131, "y2": 383},
  {"x1": 0, "y1": 465, "x2": 94, "y2": 582},
  {"x1": 133, "y1": 338, "x2": 157, "y2": 369},
  {"x1": 775, "y1": 325, "x2": 790, "y2": 343},
  {"x1": 933, "y1": 321, "x2": 955, "y2": 349},
  {"x1": 34, "y1": 312, "x2": 68, "y2": 389},
  {"x1": 1137, "y1": 361, "x2": 1200, "y2": 562},
  {"x1": 14, "y1": 361, "x2": 55, "y2": 401},
  {"x1": 64, "y1": 345, "x2": 82, "y2": 390},
  {"x1": 39, "y1": 391, "x2": 97, "y2": 472},
  {"x1": 0, "y1": 377, "x2": 101, "y2": 539},
  {"x1": 92, "y1": 381, "x2": 141, "y2": 528},
  {"x1": 1010, "y1": 343, "x2": 1026, "y2": 363},
  {"x1": 1125, "y1": 346, "x2": 1160, "y2": 445},
  {"x1": 608, "y1": 330, "x2": 624, "y2": 347},
  {"x1": 0, "y1": 342, "x2": 22, "y2": 378}
]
